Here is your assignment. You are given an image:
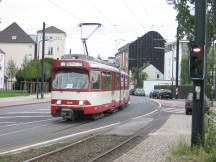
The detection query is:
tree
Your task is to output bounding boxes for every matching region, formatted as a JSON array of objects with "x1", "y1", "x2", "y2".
[
  {"x1": 16, "y1": 58, "x2": 54, "y2": 81},
  {"x1": 6, "y1": 59, "x2": 18, "y2": 81},
  {"x1": 167, "y1": 0, "x2": 215, "y2": 48},
  {"x1": 180, "y1": 55, "x2": 191, "y2": 85}
]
